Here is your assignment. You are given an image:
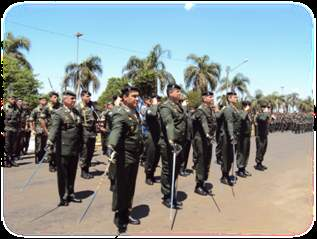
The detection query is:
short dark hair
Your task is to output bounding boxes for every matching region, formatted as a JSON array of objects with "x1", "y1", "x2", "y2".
[
  {"x1": 166, "y1": 83, "x2": 181, "y2": 96},
  {"x1": 121, "y1": 86, "x2": 140, "y2": 97},
  {"x1": 81, "y1": 90, "x2": 91, "y2": 97},
  {"x1": 242, "y1": 100, "x2": 251, "y2": 107},
  {"x1": 49, "y1": 91, "x2": 59, "y2": 97}
]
